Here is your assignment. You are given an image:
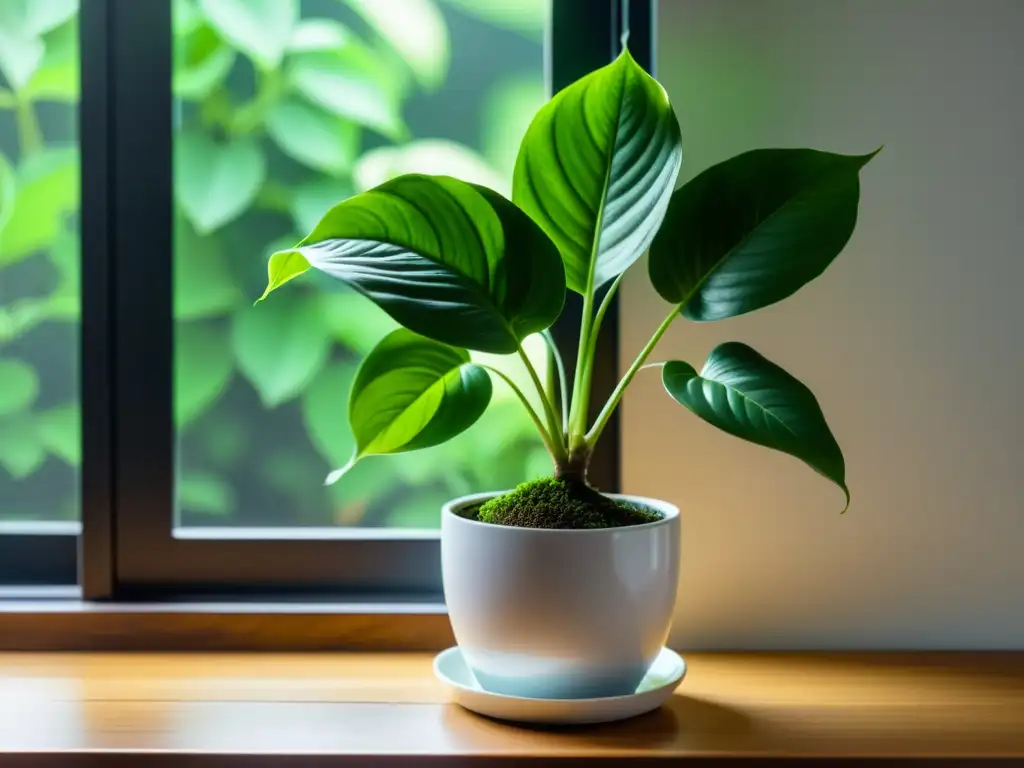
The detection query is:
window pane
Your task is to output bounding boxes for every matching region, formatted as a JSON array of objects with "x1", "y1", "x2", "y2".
[
  {"x1": 0, "y1": 2, "x2": 80, "y2": 526},
  {"x1": 173, "y1": 0, "x2": 550, "y2": 529}
]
